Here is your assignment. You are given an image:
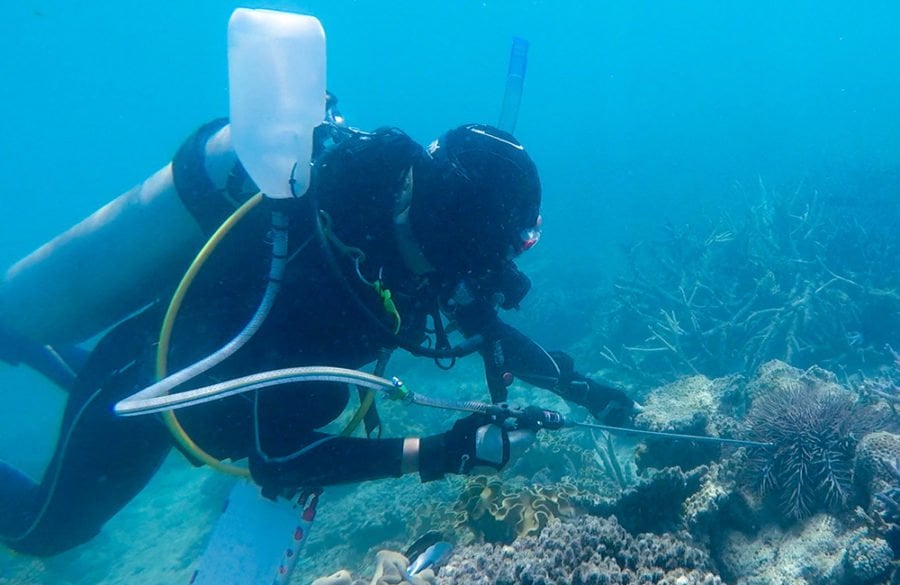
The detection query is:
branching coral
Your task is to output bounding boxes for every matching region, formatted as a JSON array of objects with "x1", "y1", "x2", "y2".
[
  {"x1": 857, "y1": 433, "x2": 900, "y2": 554},
  {"x1": 874, "y1": 483, "x2": 900, "y2": 557},
  {"x1": 874, "y1": 459, "x2": 900, "y2": 524},
  {"x1": 512, "y1": 427, "x2": 623, "y2": 493},
  {"x1": 590, "y1": 178, "x2": 899, "y2": 386},
  {"x1": 854, "y1": 344, "x2": 900, "y2": 410},
  {"x1": 743, "y1": 378, "x2": 884, "y2": 520}
]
